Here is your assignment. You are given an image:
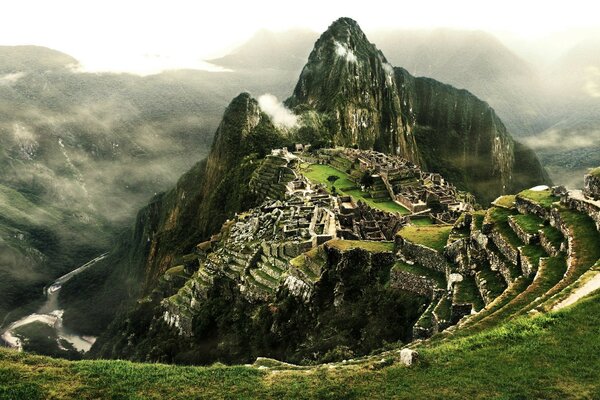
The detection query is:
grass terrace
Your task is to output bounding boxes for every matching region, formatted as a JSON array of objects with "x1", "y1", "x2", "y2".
[
  {"x1": 589, "y1": 167, "x2": 600, "y2": 177},
  {"x1": 453, "y1": 275, "x2": 485, "y2": 311},
  {"x1": 518, "y1": 188, "x2": 559, "y2": 209},
  {"x1": 511, "y1": 214, "x2": 545, "y2": 235},
  {"x1": 488, "y1": 207, "x2": 522, "y2": 248},
  {"x1": 397, "y1": 225, "x2": 452, "y2": 252},
  {"x1": 325, "y1": 239, "x2": 395, "y2": 253},
  {"x1": 300, "y1": 164, "x2": 410, "y2": 214},
  {"x1": 492, "y1": 195, "x2": 516, "y2": 209},
  {"x1": 540, "y1": 226, "x2": 564, "y2": 249},
  {"x1": 410, "y1": 217, "x2": 435, "y2": 226}
]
